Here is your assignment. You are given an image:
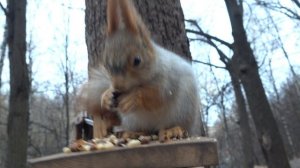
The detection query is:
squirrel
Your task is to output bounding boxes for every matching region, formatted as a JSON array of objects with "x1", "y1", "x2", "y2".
[{"x1": 80, "y1": 0, "x2": 201, "y2": 140}]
